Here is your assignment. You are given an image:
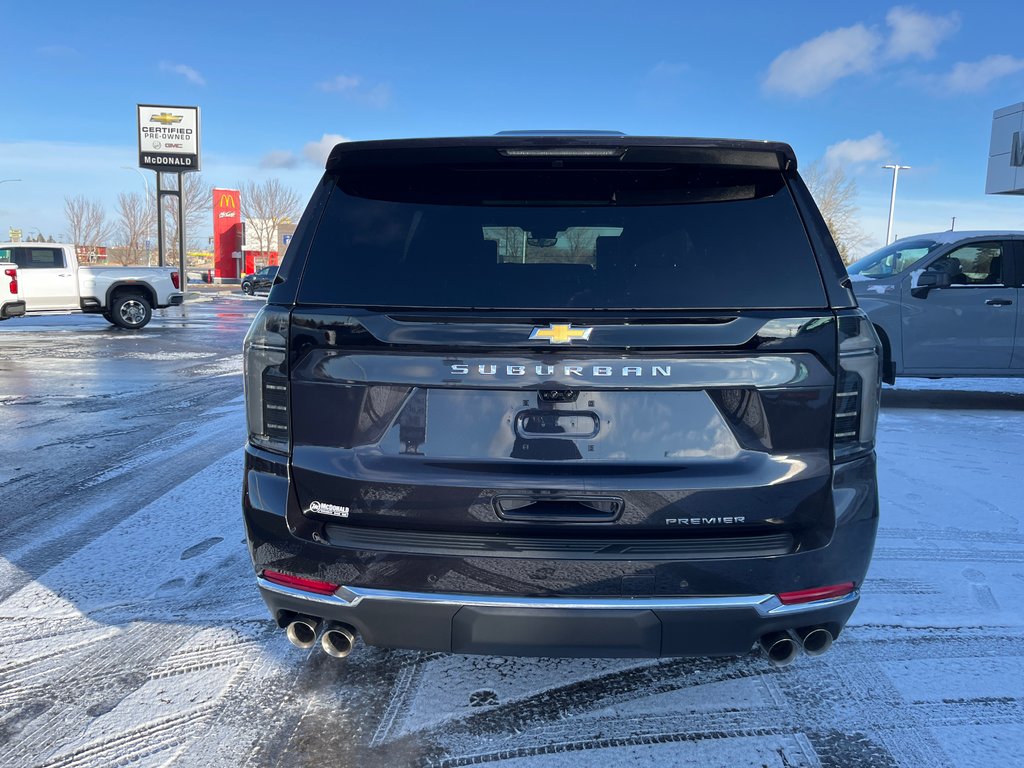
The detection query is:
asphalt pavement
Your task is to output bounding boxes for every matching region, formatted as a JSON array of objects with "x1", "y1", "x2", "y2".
[{"x1": 0, "y1": 299, "x2": 1022, "y2": 768}]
